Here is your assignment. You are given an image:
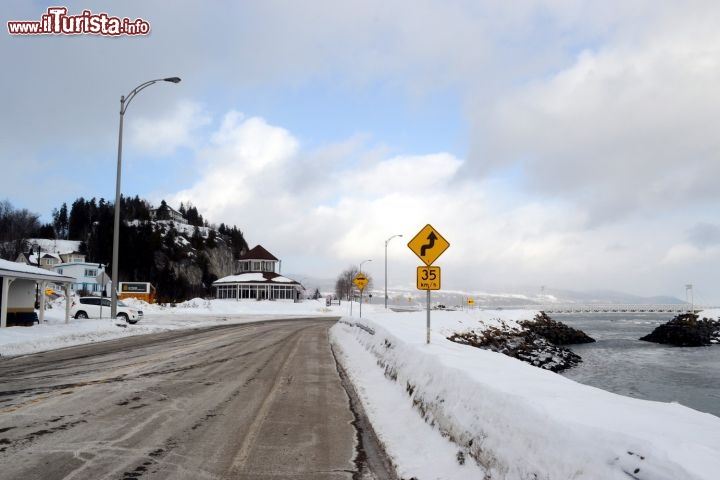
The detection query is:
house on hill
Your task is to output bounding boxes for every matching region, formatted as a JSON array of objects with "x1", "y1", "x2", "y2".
[
  {"x1": 15, "y1": 239, "x2": 84, "y2": 271},
  {"x1": 212, "y1": 245, "x2": 304, "y2": 301},
  {"x1": 150, "y1": 201, "x2": 187, "y2": 224},
  {"x1": 16, "y1": 251, "x2": 61, "y2": 270}
]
